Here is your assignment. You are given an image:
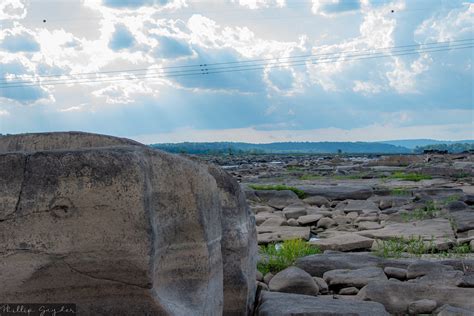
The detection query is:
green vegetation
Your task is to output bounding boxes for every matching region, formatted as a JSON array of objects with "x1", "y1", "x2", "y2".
[
  {"x1": 249, "y1": 184, "x2": 307, "y2": 199},
  {"x1": 401, "y1": 201, "x2": 439, "y2": 221},
  {"x1": 444, "y1": 194, "x2": 461, "y2": 204},
  {"x1": 390, "y1": 187, "x2": 411, "y2": 196},
  {"x1": 414, "y1": 143, "x2": 474, "y2": 154},
  {"x1": 300, "y1": 174, "x2": 322, "y2": 180},
  {"x1": 389, "y1": 171, "x2": 432, "y2": 182},
  {"x1": 257, "y1": 239, "x2": 321, "y2": 275},
  {"x1": 373, "y1": 236, "x2": 435, "y2": 258}
]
